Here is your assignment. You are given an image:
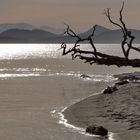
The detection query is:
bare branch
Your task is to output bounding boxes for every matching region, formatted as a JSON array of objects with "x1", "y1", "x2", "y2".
[
  {"x1": 64, "y1": 24, "x2": 81, "y2": 40},
  {"x1": 60, "y1": 2, "x2": 140, "y2": 67},
  {"x1": 63, "y1": 25, "x2": 98, "y2": 58},
  {"x1": 105, "y1": 2, "x2": 137, "y2": 60},
  {"x1": 104, "y1": 8, "x2": 125, "y2": 33}
]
